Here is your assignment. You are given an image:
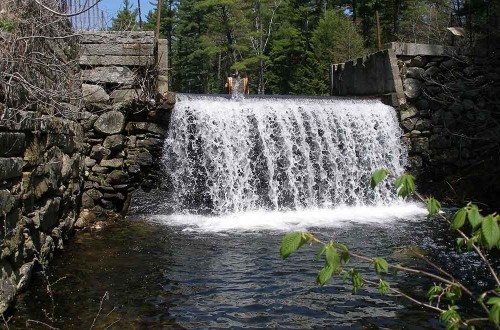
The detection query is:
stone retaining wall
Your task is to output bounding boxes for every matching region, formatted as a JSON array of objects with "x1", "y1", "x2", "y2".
[
  {"x1": 77, "y1": 31, "x2": 174, "y2": 226},
  {"x1": 1, "y1": 30, "x2": 174, "y2": 314},
  {"x1": 0, "y1": 96, "x2": 84, "y2": 314},
  {"x1": 331, "y1": 42, "x2": 500, "y2": 205}
]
